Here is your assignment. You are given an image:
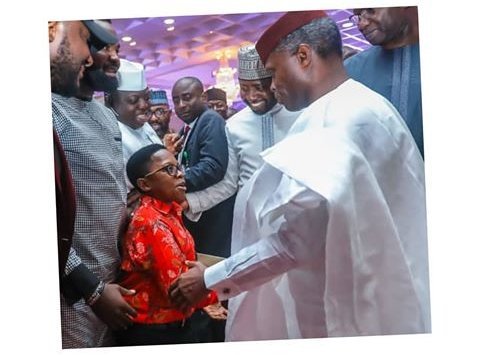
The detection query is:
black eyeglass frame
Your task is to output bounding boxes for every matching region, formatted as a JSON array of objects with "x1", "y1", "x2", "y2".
[{"x1": 143, "y1": 164, "x2": 184, "y2": 178}]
